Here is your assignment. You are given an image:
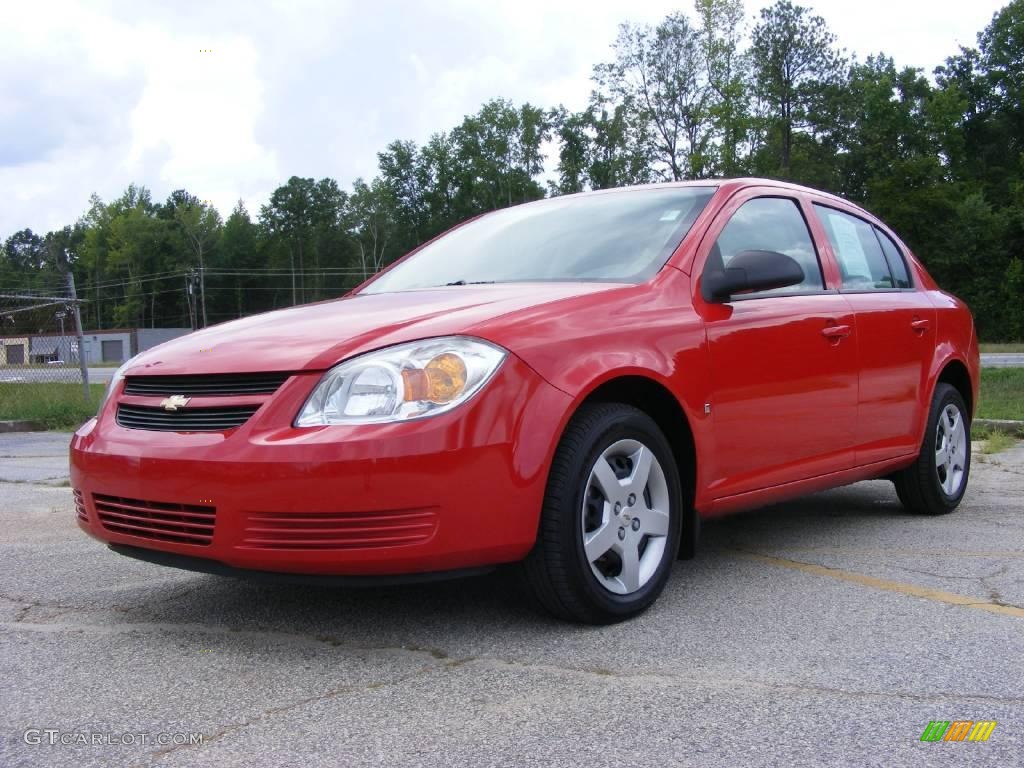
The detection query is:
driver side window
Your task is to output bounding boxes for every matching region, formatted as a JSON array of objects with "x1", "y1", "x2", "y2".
[{"x1": 706, "y1": 197, "x2": 824, "y2": 296}]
